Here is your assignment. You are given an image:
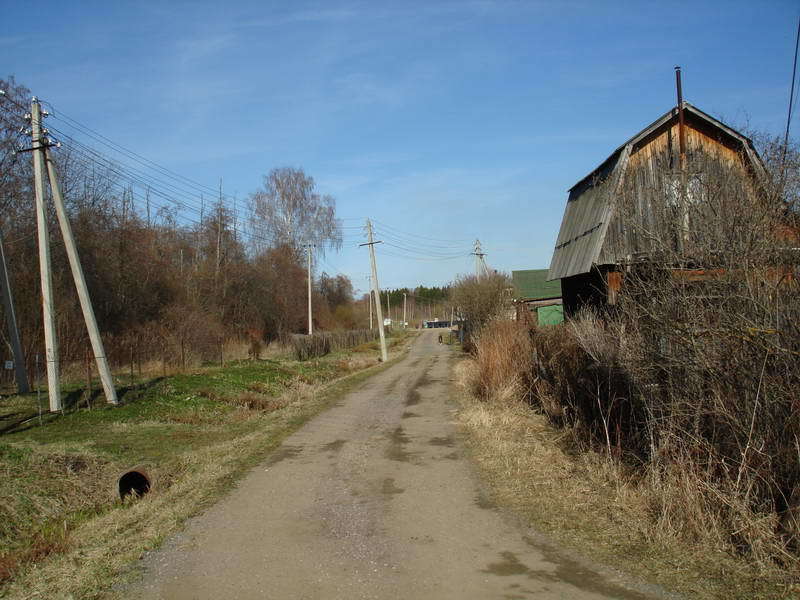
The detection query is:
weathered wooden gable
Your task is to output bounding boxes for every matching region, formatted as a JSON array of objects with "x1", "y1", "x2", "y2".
[{"x1": 549, "y1": 103, "x2": 763, "y2": 282}]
